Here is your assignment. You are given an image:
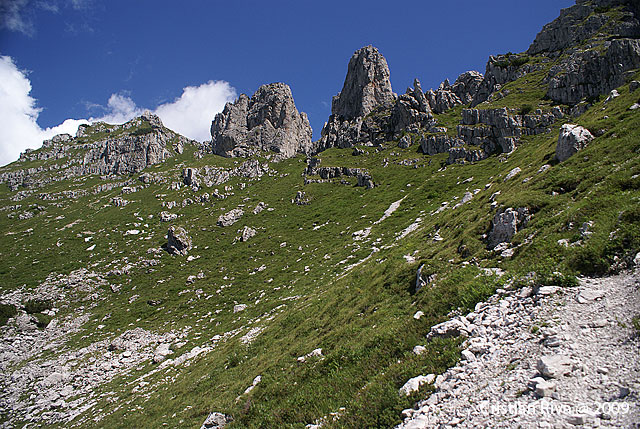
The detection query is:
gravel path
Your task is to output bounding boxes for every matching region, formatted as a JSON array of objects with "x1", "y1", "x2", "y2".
[{"x1": 398, "y1": 269, "x2": 640, "y2": 428}]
